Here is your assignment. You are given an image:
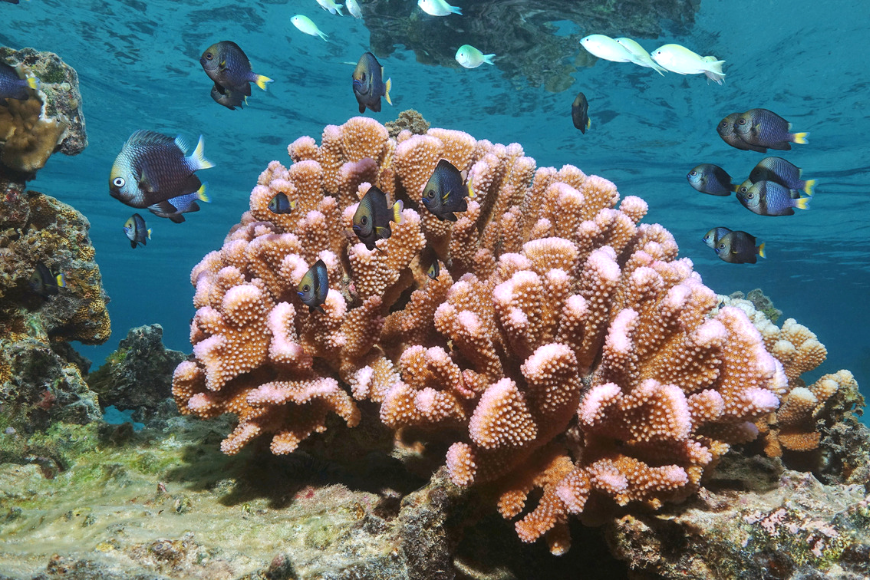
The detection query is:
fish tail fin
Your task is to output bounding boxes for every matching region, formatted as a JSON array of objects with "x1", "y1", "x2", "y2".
[
  {"x1": 483, "y1": 54, "x2": 496, "y2": 65},
  {"x1": 336, "y1": 4, "x2": 344, "y2": 15},
  {"x1": 289, "y1": 200, "x2": 297, "y2": 211},
  {"x1": 450, "y1": 6, "x2": 462, "y2": 14},
  {"x1": 318, "y1": 30, "x2": 329, "y2": 41},
  {"x1": 56, "y1": 272, "x2": 66, "y2": 288},
  {"x1": 26, "y1": 74, "x2": 41, "y2": 90},
  {"x1": 254, "y1": 74, "x2": 273, "y2": 91},
  {"x1": 793, "y1": 132, "x2": 809, "y2": 144},
  {"x1": 804, "y1": 179, "x2": 816, "y2": 196},
  {"x1": 757, "y1": 243, "x2": 766, "y2": 259},
  {"x1": 704, "y1": 58, "x2": 726, "y2": 75},
  {"x1": 467, "y1": 174, "x2": 477, "y2": 199},
  {"x1": 147, "y1": 228, "x2": 152, "y2": 240},
  {"x1": 392, "y1": 200, "x2": 404, "y2": 224},
  {"x1": 586, "y1": 118, "x2": 592, "y2": 131},
  {"x1": 191, "y1": 135, "x2": 215, "y2": 170},
  {"x1": 384, "y1": 76, "x2": 392, "y2": 105},
  {"x1": 795, "y1": 197, "x2": 811, "y2": 210},
  {"x1": 197, "y1": 182, "x2": 211, "y2": 203}
]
